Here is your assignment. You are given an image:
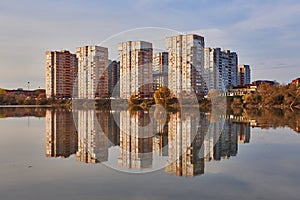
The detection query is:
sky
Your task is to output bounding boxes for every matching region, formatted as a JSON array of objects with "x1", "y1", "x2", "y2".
[{"x1": 0, "y1": 0, "x2": 299, "y2": 89}]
